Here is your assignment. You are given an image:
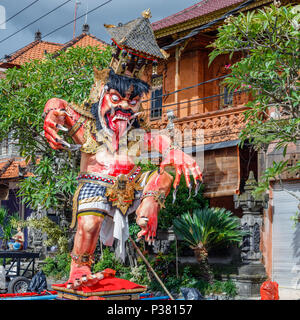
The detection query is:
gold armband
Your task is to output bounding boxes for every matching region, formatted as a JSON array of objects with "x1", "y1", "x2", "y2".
[
  {"x1": 141, "y1": 190, "x2": 166, "y2": 208},
  {"x1": 68, "y1": 115, "x2": 86, "y2": 137},
  {"x1": 162, "y1": 144, "x2": 181, "y2": 158}
]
